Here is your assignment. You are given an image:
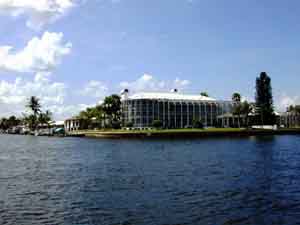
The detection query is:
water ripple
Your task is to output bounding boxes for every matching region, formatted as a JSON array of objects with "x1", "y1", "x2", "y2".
[{"x1": 1, "y1": 135, "x2": 300, "y2": 224}]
